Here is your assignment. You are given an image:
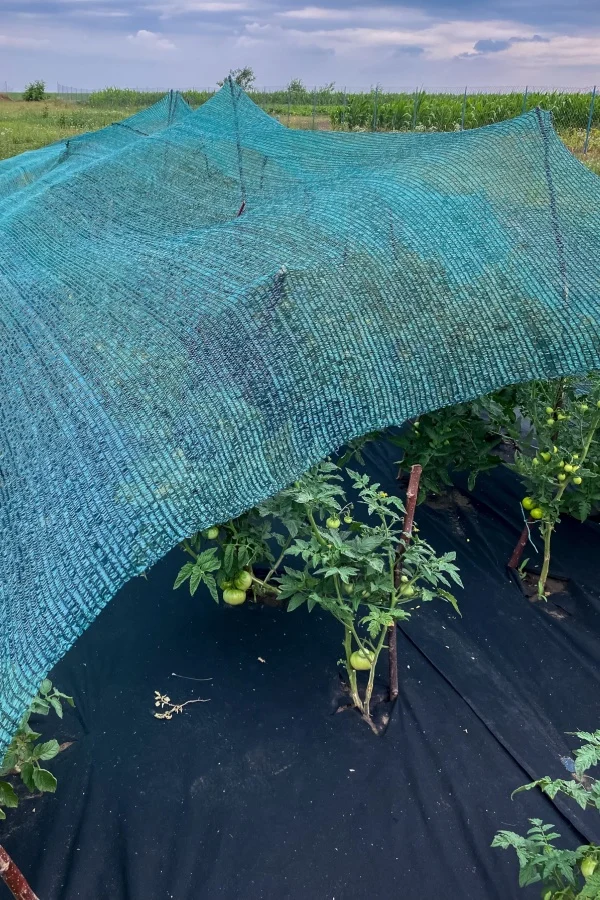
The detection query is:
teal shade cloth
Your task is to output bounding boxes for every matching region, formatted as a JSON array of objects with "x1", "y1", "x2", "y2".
[{"x1": 1, "y1": 82, "x2": 599, "y2": 752}]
